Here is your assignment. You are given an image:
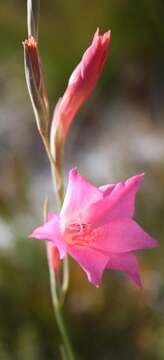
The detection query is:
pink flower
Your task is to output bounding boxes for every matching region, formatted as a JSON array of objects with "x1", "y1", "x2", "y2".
[
  {"x1": 30, "y1": 169, "x2": 158, "y2": 287},
  {"x1": 50, "y1": 29, "x2": 111, "y2": 144}
]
